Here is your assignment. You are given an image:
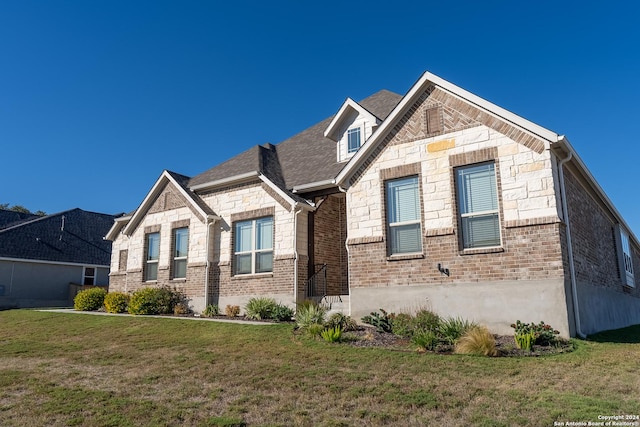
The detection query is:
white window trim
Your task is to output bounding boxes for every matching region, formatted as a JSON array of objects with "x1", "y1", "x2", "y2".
[
  {"x1": 347, "y1": 127, "x2": 362, "y2": 154},
  {"x1": 234, "y1": 217, "x2": 274, "y2": 275},
  {"x1": 616, "y1": 225, "x2": 635, "y2": 288},
  {"x1": 456, "y1": 162, "x2": 502, "y2": 250},
  {"x1": 145, "y1": 232, "x2": 160, "y2": 282},
  {"x1": 82, "y1": 266, "x2": 96, "y2": 286},
  {"x1": 172, "y1": 227, "x2": 189, "y2": 279},
  {"x1": 385, "y1": 176, "x2": 423, "y2": 256}
]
